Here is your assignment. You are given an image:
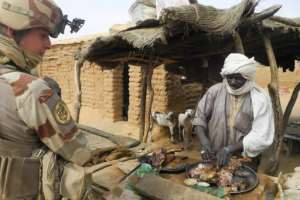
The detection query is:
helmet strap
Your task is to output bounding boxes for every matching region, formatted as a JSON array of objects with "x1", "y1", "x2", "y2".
[
  {"x1": 0, "y1": 24, "x2": 13, "y2": 37},
  {"x1": 13, "y1": 29, "x2": 30, "y2": 44}
]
